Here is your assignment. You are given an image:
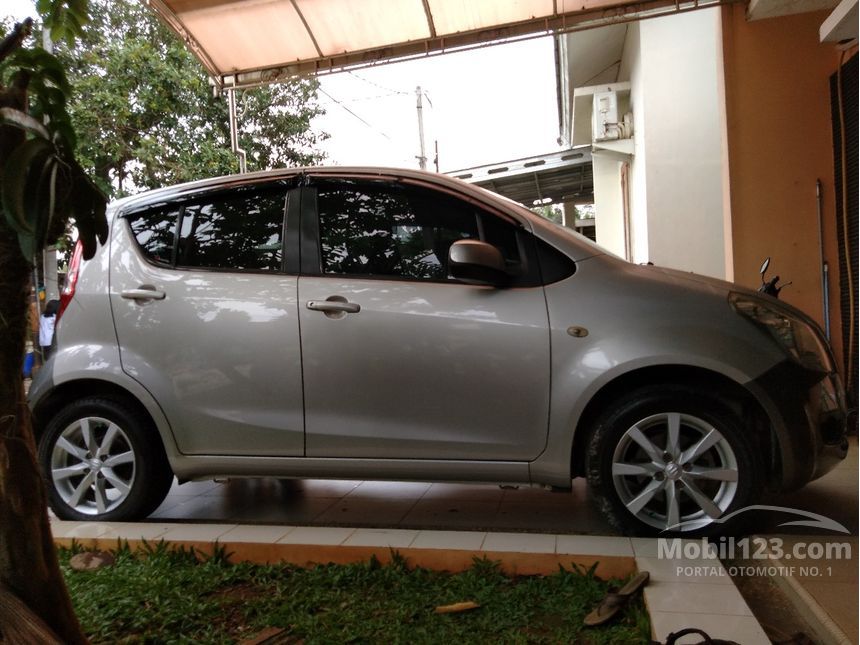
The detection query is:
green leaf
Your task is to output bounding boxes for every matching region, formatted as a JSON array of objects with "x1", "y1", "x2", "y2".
[
  {"x1": 1, "y1": 137, "x2": 56, "y2": 235},
  {"x1": 33, "y1": 156, "x2": 61, "y2": 249},
  {"x1": 17, "y1": 231, "x2": 37, "y2": 262},
  {"x1": 66, "y1": 161, "x2": 107, "y2": 260}
]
